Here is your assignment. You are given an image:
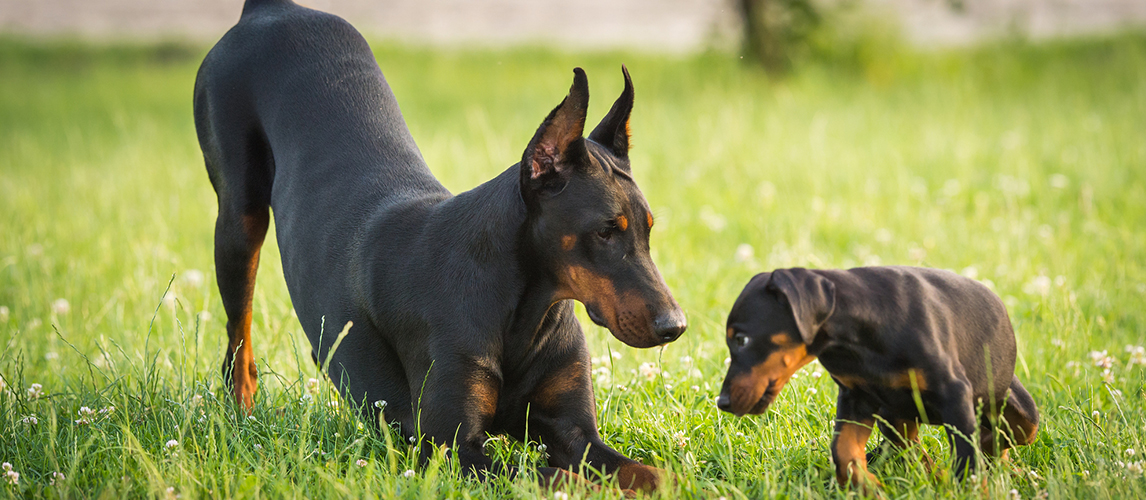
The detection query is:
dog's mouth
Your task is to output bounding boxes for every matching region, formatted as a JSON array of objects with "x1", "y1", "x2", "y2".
[
  {"x1": 724, "y1": 376, "x2": 784, "y2": 417},
  {"x1": 746, "y1": 379, "x2": 781, "y2": 415},
  {"x1": 584, "y1": 302, "x2": 666, "y2": 348},
  {"x1": 585, "y1": 304, "x2": 608, "y2": 328}
]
